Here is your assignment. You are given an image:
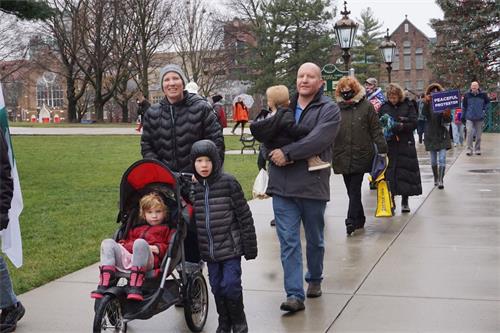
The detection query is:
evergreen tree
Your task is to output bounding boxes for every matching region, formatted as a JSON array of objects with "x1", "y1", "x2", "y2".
[
  {"x1": 430, "y1": 0, "x2": 499, "y2": 90},
  {"x1": 230, "y1": 0, "x2": 335, "y2": 93},
  {"x1": 0, "y1": 0, "x2": 54, "y2": 20},
  {"x1": 351, "y1": 7, "x2": 384, "y2": 84},
  {"x1": 276, "y1": 0, "x2": 335, "y2": 89}
]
